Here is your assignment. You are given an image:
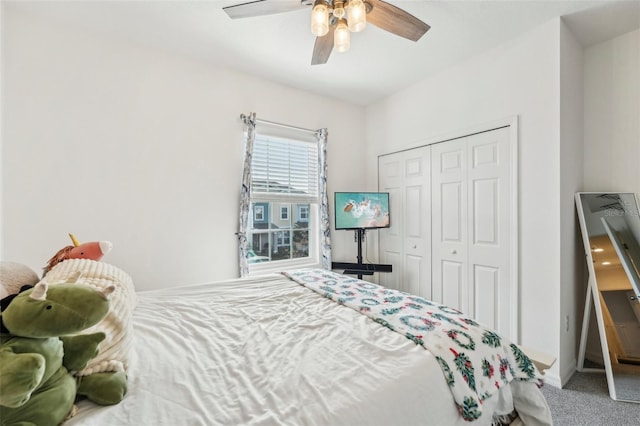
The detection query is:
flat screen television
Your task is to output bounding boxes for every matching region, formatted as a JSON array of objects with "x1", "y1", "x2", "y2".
[{"x1": 334, "y1": 192, "x2": 390, "y2": 230}]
